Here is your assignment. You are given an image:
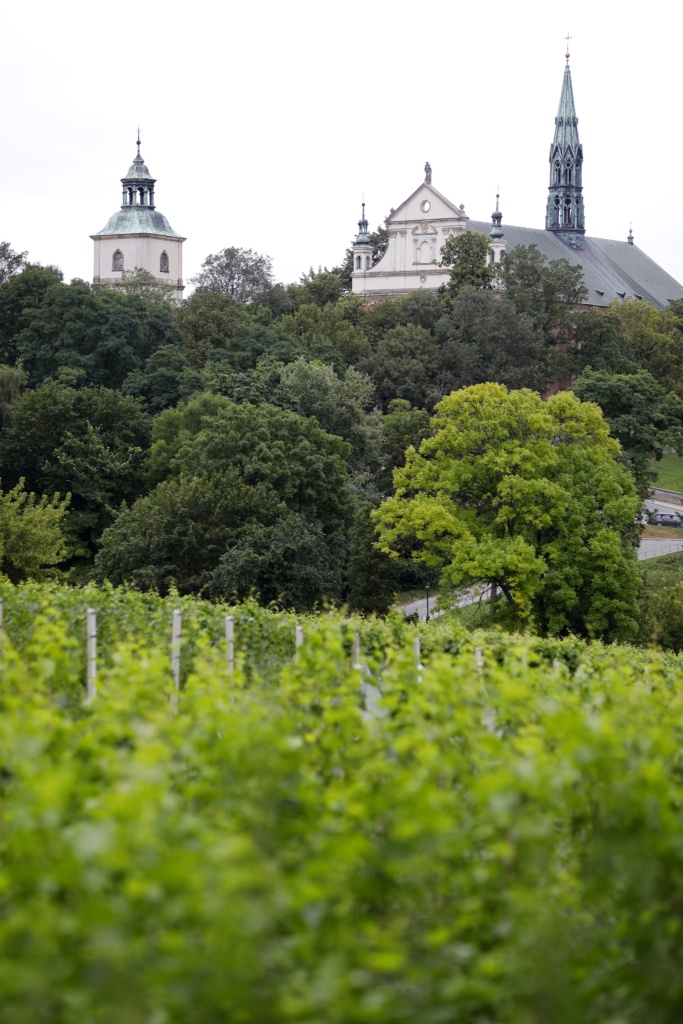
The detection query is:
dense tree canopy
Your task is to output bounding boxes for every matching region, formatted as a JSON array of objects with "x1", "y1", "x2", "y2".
[
  {"x1": 0, "y1": 381, "x2": 151, "y2": 561},
  {"x1": 499, "y1": 243, "x2": 588, "y2": 336},
  {"x1": 0, "y1": 264, "x2": 64, "y2": 364},
  {"x1": 94, "y1": 471, "x2": 282, "y2": 595},
  {"x1": 4, "y1": 228, "x2": 682, "y2": 629},
  {"x1": 192, "y1": 247, "x2": 274, "y2": 303},
  {"x1": 13, "y1": 278, "x2": 182, "y2": 390},
  {"x1": 572, "y1": 368, "x2": 683, "y2": 493}
]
